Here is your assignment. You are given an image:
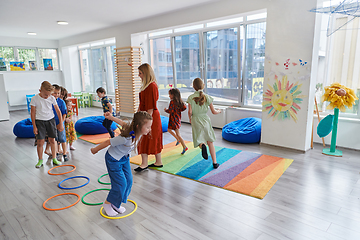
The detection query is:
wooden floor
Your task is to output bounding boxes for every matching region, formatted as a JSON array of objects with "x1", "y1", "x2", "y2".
[{"x1": 1, "y1": 108, "x2": 360, "y2": 240}]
